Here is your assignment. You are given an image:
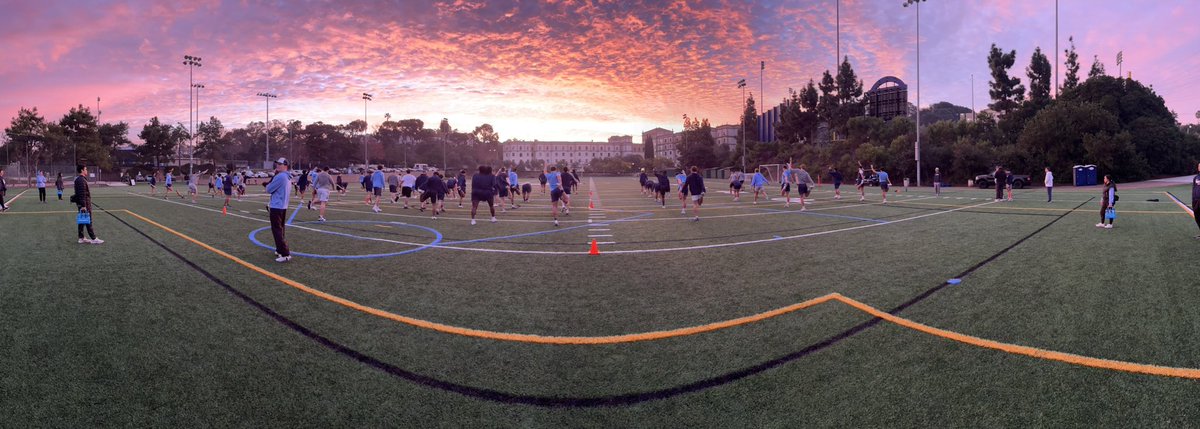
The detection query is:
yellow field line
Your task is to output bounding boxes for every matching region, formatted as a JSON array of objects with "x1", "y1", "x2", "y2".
[
  {"x1": 900, "y1": 200, "x2": 1177, "y2": 214},
  {"x1": 118, "y1": 209, "x2": 1200, "y2": 378},
  {"x1": 0, "y1": 210, "x2": 79, "y2": 215}
]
